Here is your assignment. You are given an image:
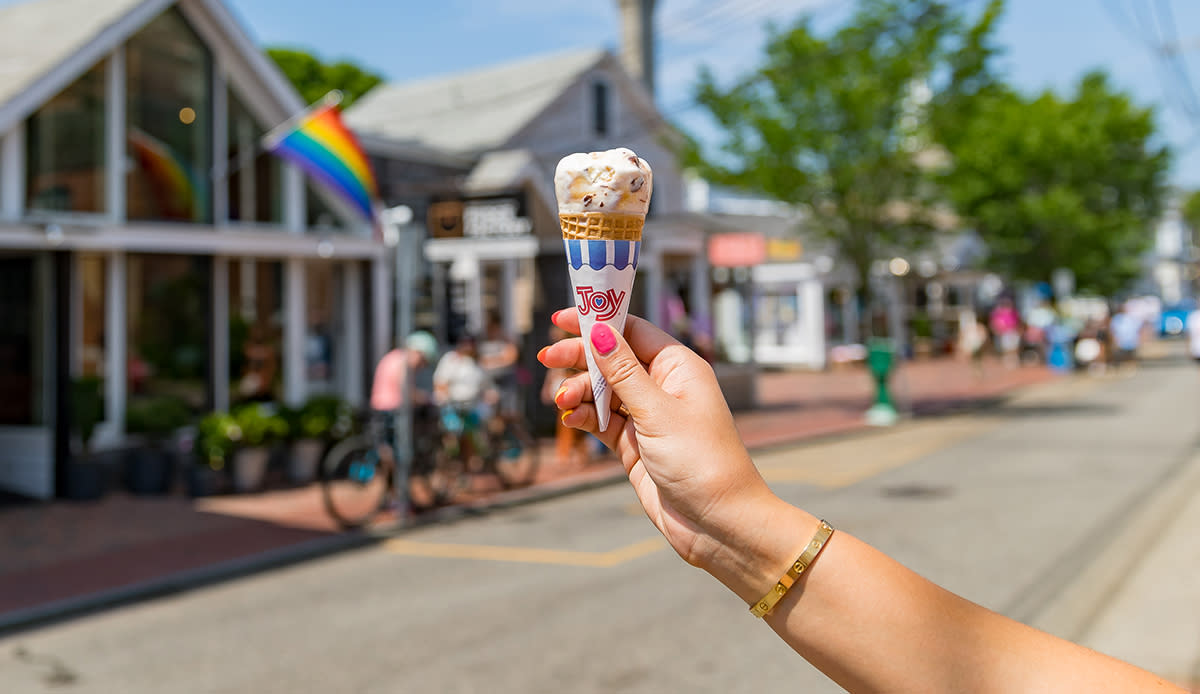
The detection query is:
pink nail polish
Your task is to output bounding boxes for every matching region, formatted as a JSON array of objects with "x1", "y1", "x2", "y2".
[{"x1": 590, "y1": 323, "x2": 617, "y2": 355}]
